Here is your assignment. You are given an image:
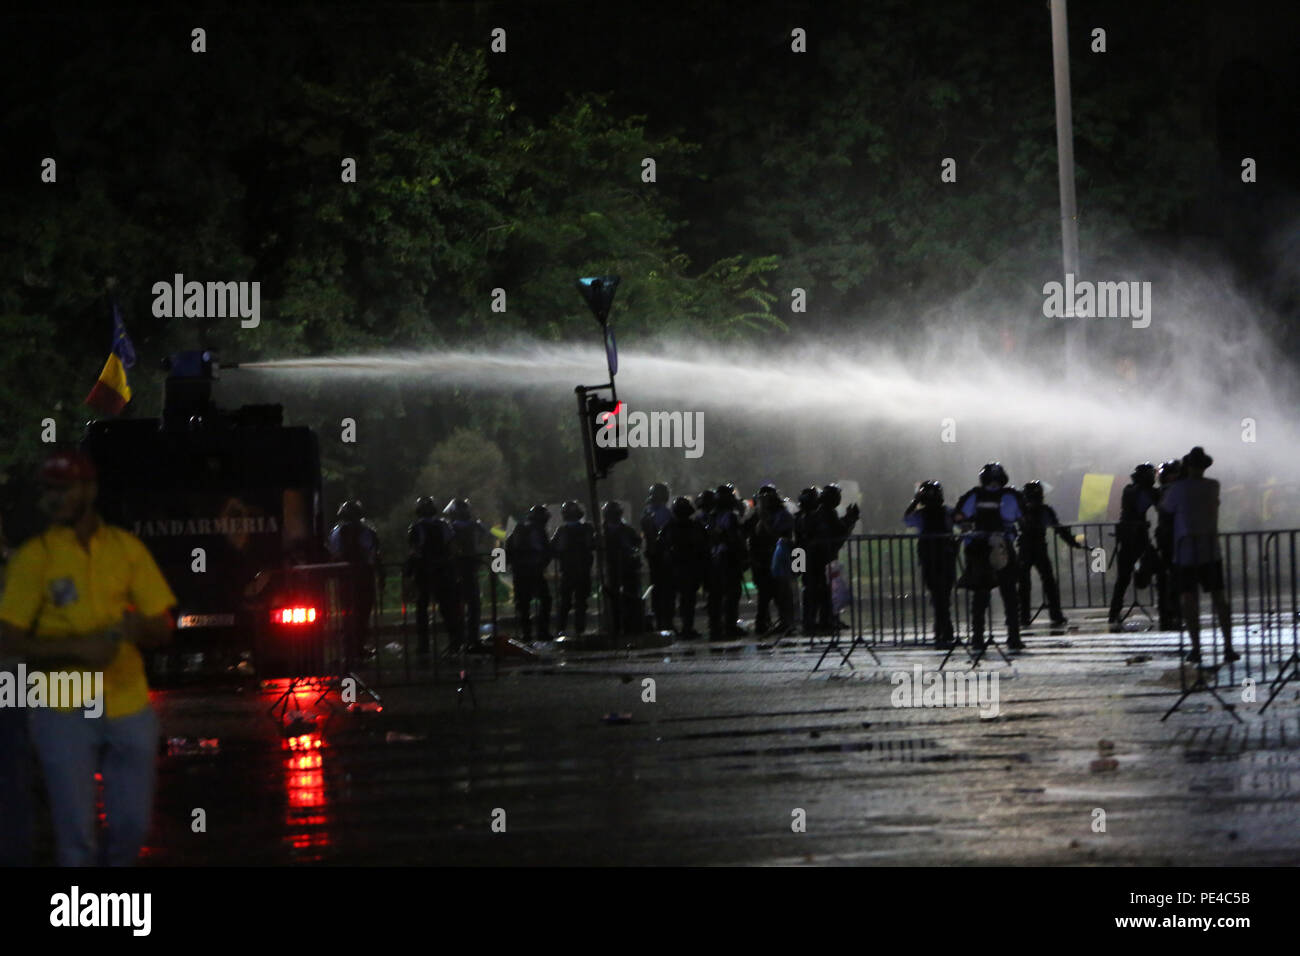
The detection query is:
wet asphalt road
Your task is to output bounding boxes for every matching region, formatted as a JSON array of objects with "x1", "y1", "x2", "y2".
[{"x1": 140, "y1": 621, "x2": 1300, "y2": 866}]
